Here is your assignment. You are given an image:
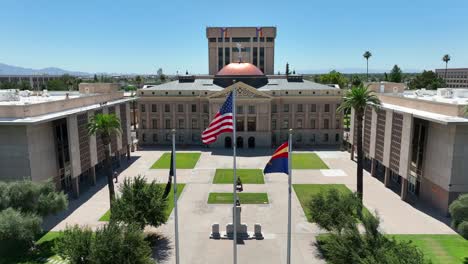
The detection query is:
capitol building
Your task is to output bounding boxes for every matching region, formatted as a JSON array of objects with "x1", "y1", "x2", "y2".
[{"x1": 137, "y1": 27, "x2": 343, "y2": 148}]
